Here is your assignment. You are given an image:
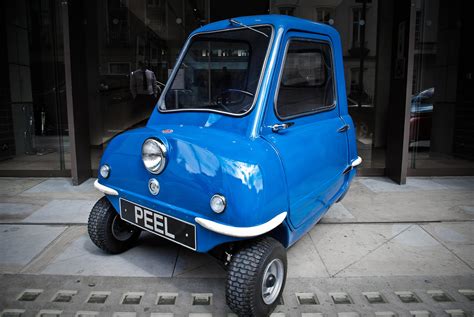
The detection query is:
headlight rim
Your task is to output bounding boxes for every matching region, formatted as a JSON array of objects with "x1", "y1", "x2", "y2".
[
  {"x1": 99, "y1": 164, "x2": 111, "y2": 179},
  {"x1": 142, "y1": 137, "x2": 167, "y2": 174},
  {"x1": 210, "y1": 194, "x2": 227, "y2": 214}
]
